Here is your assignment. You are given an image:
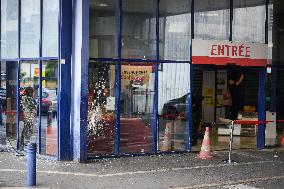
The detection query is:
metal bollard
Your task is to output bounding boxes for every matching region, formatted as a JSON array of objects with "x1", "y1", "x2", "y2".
[
  {"x1": 223, "y1": 121, "x2": 237, "y2": 164},
  {"x1": 26, "y1": 142, "x2": 36, "y2": 186}
]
